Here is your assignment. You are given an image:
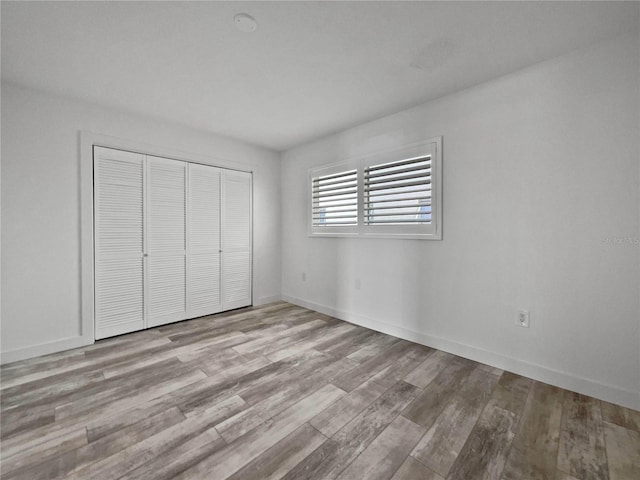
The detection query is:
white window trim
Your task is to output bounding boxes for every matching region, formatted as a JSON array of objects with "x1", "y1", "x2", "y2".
[{"x1": 308, "y1": 137, "x2": 442, "y2": 240}]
